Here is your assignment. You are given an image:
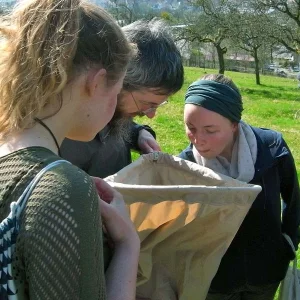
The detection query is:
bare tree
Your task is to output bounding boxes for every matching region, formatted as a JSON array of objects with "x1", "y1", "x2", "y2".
[
  {"x1": 180, "y1": 0, "x2": 231, "y2": 74},
  {"x1": 254, "y1": 0, "x2": 300, "y2": 53},
  {"x1": 107, "y1": 0, "x2": 161, "y2": 25},
  {"x1": 228, "y1": 6, "x2": 276, "y2": 85},
  {"x1": 107, "y1": 0, "x2": 139, "y2": 25}
]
